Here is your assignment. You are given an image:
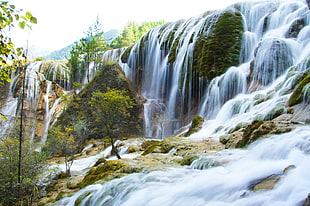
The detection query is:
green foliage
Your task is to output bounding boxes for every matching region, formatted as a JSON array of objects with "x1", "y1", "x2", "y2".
[
  {"x1": 0, "y1": 1, "x2": 37, "y2": 84},
  {"x1": 90, "y1": 88, "x2": 136, "y2": 159},
  {"x1": 45, "y1": 126, "x2": 77, "y2": 175},
  {"x1": 0, "y1": 137, "x2": 47, "y2": 205},
  {"x1": 109, "y1": 20, "x2": 167, "y2": 48},
  {"x1": 68, "y1": 16, "x2": 107, "y2": 85},
  {"x1": 90, "y1": 88, "x2": 136, "y2": 136}
]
